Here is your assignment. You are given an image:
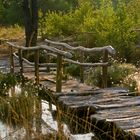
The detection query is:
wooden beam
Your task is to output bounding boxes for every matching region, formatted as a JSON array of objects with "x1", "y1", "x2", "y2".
[
  {"x1": 9, "y1": 46, "x2": 14, "y2": 73},
  {"x1": 80, "y1": 51, "x2": 84, "y2": 83},
  {"x1": 6, "y1": 42, "x2": 72, "y2": 58},
  {"x1": 35, "y1": 49, "x2": 39, "y2": 85},
  {"x1": 56, "y1": 54, "x2": 62, "y2": 92},
  {"x1": 44, "y1": 51, "x2": 110, "y2": 67},
  {"x1": 45, "y1": 39, "x2": 116, "y2": 55},
  {"x1": 102, "y1": 50, "x2": 108, "y2": 88},
  {"x1": 13, "y1": 52, "x2": 56, "y2": 67},
  {"x1": 18, "y1": 49, "x2": 24, "y2": 84}
]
